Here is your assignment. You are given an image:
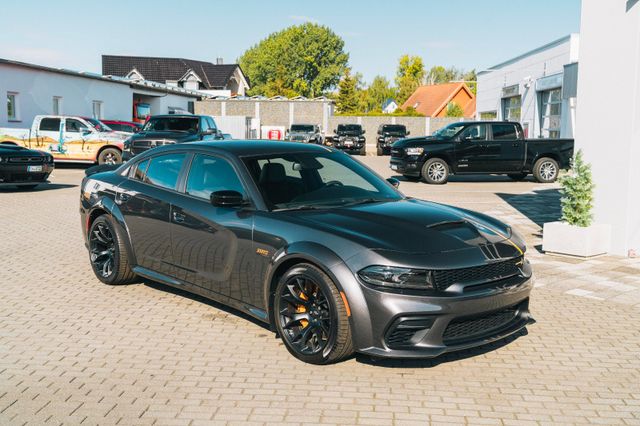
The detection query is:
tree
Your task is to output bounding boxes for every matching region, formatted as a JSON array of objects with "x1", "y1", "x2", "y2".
[
  {"x1": 395, "y1": 55, "x2": 425, "y2": 104},
  {"x1": 364, "y1": 76, "x2": 395, "y2": 112},
  {"x1": 239, "y1": 23, "x2": 349, "y2": 97},
  {"x1": 426, "y1": 65, "x2": 459, "y2": 85},
  {"x1": 461, "y1": 69, "x2": 477, "y2": 94},
  {"x1": 336, "y1": 69, "x2": 359, "y2": 113},
  {"x1": 559, "y1": 150, "x2": 595, "y2": 227},
  {"x1": 445, "y1": 102, "x2": 464, "y2": 117}
]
